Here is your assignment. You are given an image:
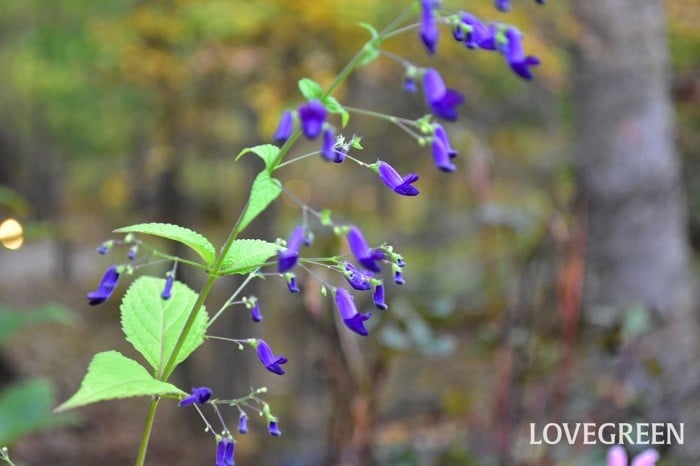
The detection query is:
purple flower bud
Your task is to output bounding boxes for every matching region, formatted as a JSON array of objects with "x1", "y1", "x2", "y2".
[
  {"x1": 216, "y1": 438, "x2": 235, "y2": 466},
  {"x1": 161, "y1": 274, "x2": 174, "y2": 300},
  {"x1": 347, "y1": 226, "x2": 385, "y2": 273},
  {"x1": 268, "y1": 421, "x2": 282, "y2": 437},
  {"x1": 376, "y1": 161, "x2": 420, "y2": 196},
  {"x1": 342, "y1": 262, "x2": 373, "y2": 291},
  {"x1": 256, "y1": 339, "x2": 288, "y2": 375},
  {"x1": 495, "y1": 0, "x2": 511, "y2": 11},
  {"x1": 335, "y1": 288, "x2": 372, "y2": 336},
  {"x1": 395, "y1": 256, "x2": 406, "y2": 268},
  {"x1": 434, "y1": 124, "x2": 458, "y2": 159},
  {"x1": 404, "y1": 77, "x2": 417, "y2": 93},
  {"x1": 97, "y1": 241, "x2": 112, "y2": 255},
  {"x1": 298, "y1": 100, "x2": 326, "y2": 139},
  {"x1": 238, "y1": 413, "x2": 248, "y2": 434},
  {"x1": 178, "y1": 386, "x2": 212, "y2": 406},
  {"x1": 423, "y1": 69, "x2": 464, "y2": 121},
  {"x1": 87, "y1": 265, "x2": 120, "y2": 306},
  {"x1": 373, "y1": 285, "x2": 388, "y2": 310},
  {"x1": 303, "y1": 232, "x2": 314, "y2": 247},
  {"x1": 503, "y1": 27, "x2": 540, "y2": 80},
  {"x1": 432, "y1": 137, "x2": 456, "y2": 173},
  {"x1": 394, "y1": 270, "x2": 405, "y2": 285},
  {"x1": 420, "y1": 0, "x2": 440, "y2": 54},
  {"x1": 273, "y1": 110, "x2": 294, "y2": 144},
  {"x1": 321, "y1": 127, "x2": 345, "y2": 163},
  {"x1": 287, "y1": 275, "x2": 299, "y2": 293},
  {"x1": 250, "y1": 301, "x2": 262, "y2": 323},
  {"x1": 127, "y1": 245, "x2": 138, "y2": 261},
  {"x1": 278, "y1": 226, "x2": 305, "y2": 273}
]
